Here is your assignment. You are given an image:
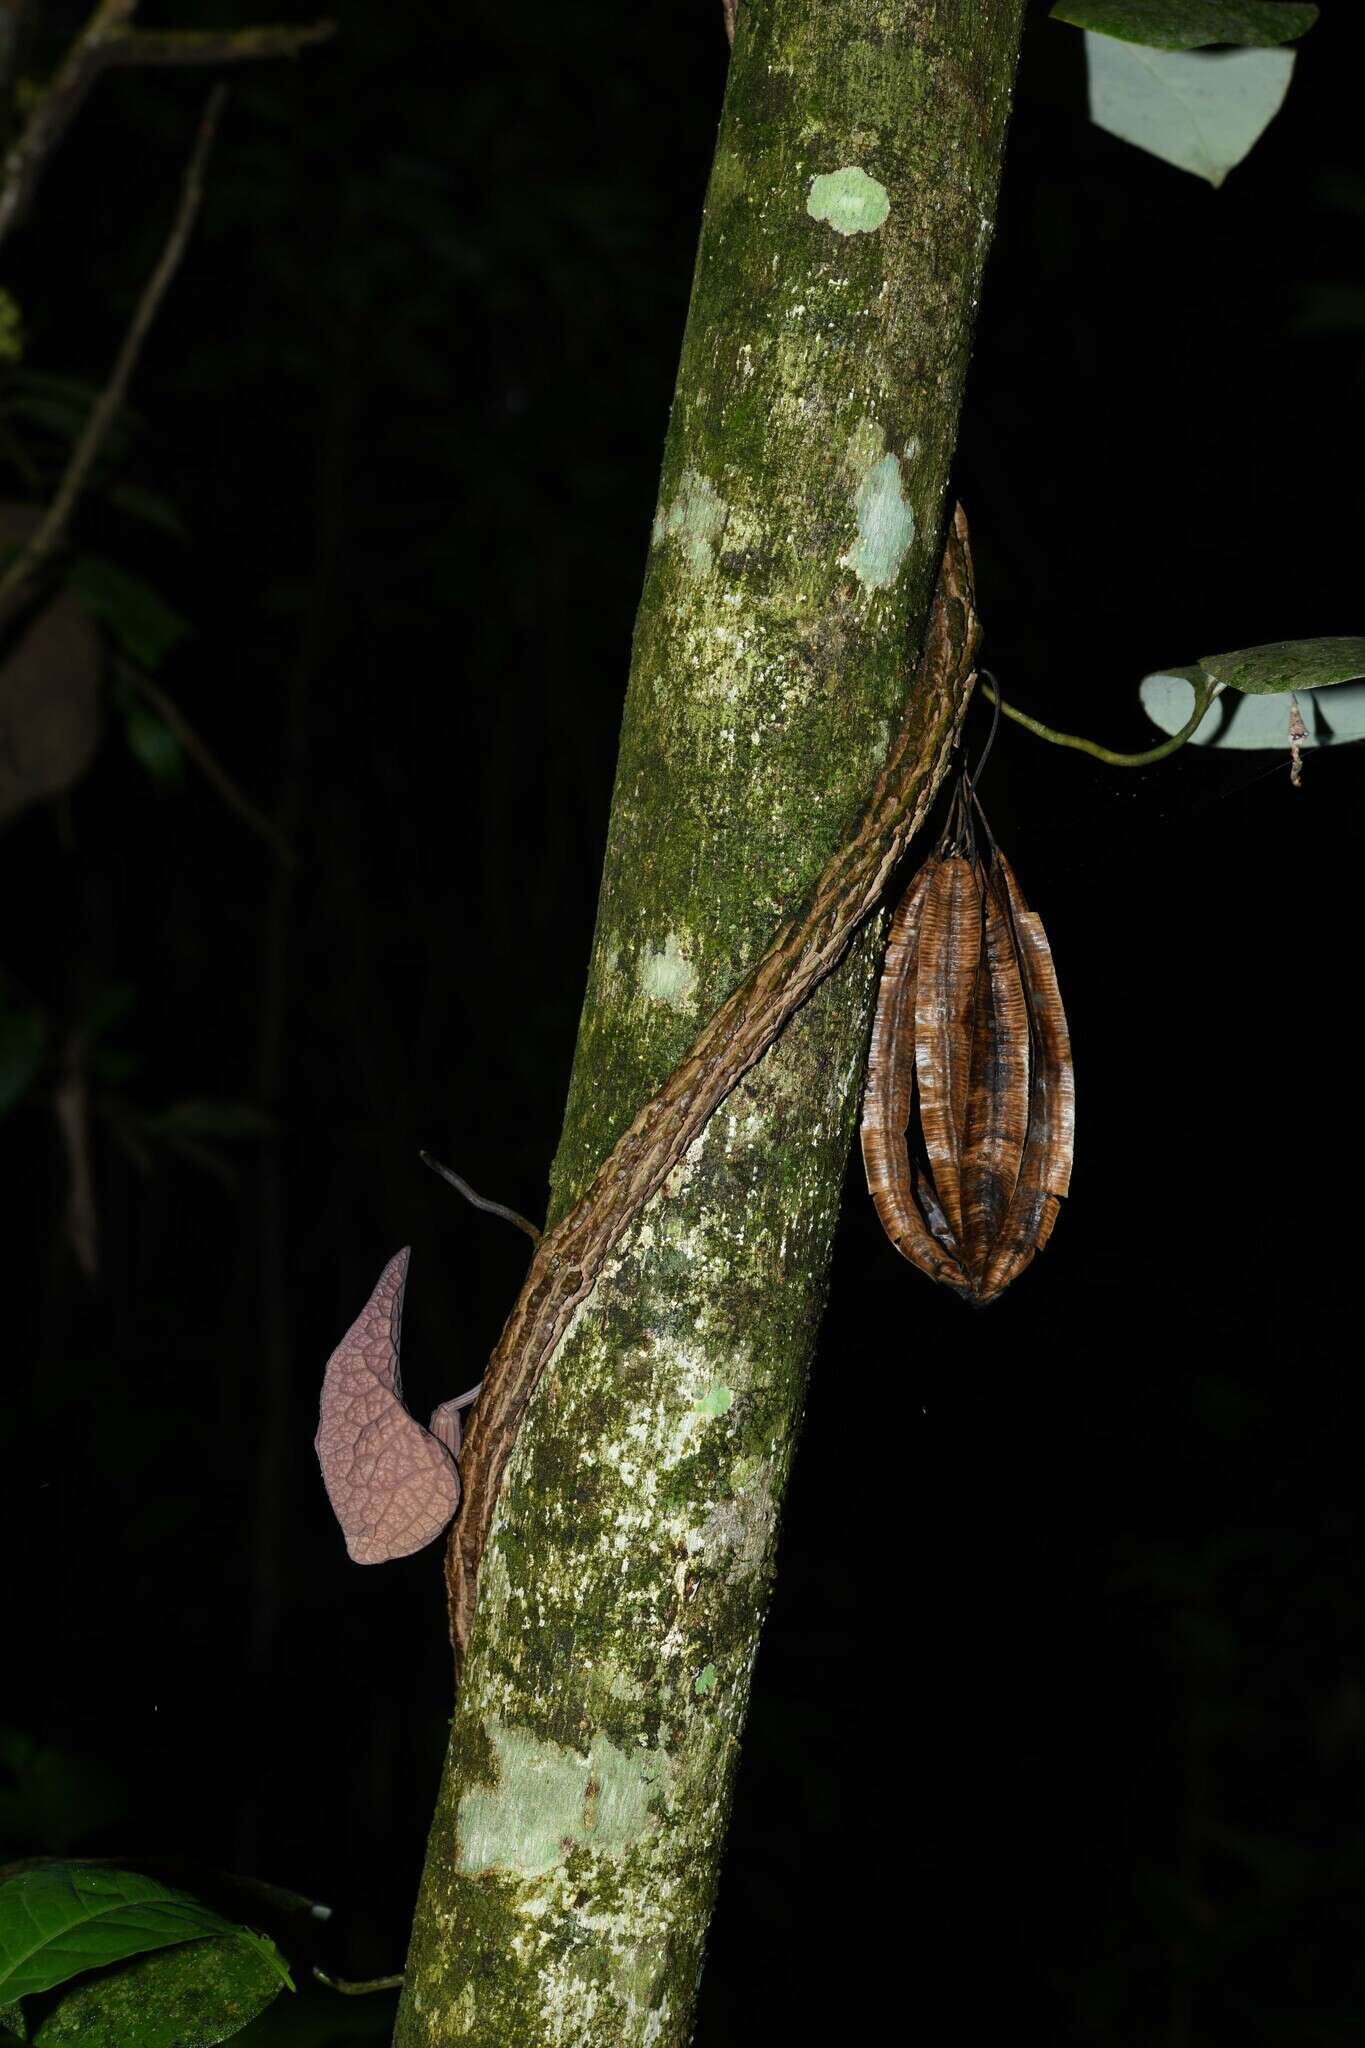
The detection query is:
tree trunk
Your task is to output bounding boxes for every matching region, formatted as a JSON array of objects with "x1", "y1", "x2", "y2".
[{"x1": 394, "y1": 4, "x2": 1025, "y2": 2042}]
